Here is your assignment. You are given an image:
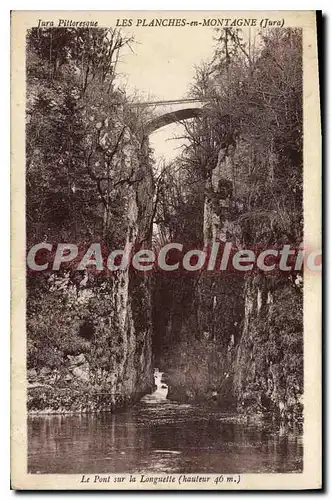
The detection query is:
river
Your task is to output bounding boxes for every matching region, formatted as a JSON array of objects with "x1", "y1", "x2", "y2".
[{"x1": 28, "y1": 402, "x2": 303, "y2": 474}]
